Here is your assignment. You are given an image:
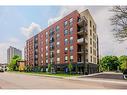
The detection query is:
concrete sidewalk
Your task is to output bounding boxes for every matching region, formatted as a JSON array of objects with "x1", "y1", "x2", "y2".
[
  {"x1": 65, "y1": 77, "x2": 127, "y2": 85},
  {"x1": 8, "y1": 72, "x2": 127, "y2": 86}
]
